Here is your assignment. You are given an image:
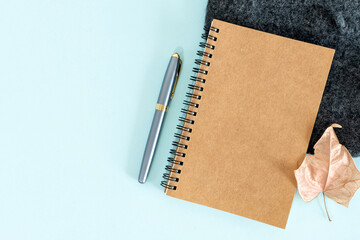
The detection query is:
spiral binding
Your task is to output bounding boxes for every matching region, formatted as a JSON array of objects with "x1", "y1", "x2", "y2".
[{"x1": 161, "y1": 25, "x2": 219, "y2": 191}]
